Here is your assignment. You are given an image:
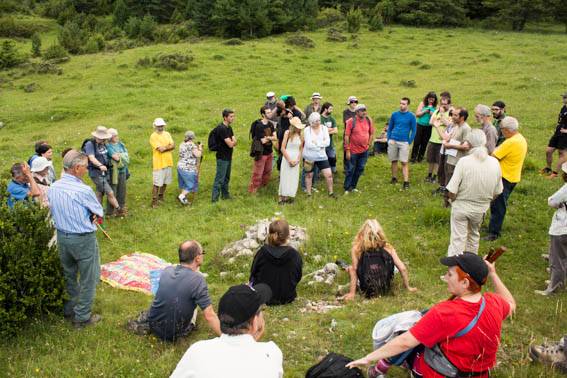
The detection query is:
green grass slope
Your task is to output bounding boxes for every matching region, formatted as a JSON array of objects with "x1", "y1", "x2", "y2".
[{"x1": 1, "y1": 26, "x2": 566, "y2": 377}]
